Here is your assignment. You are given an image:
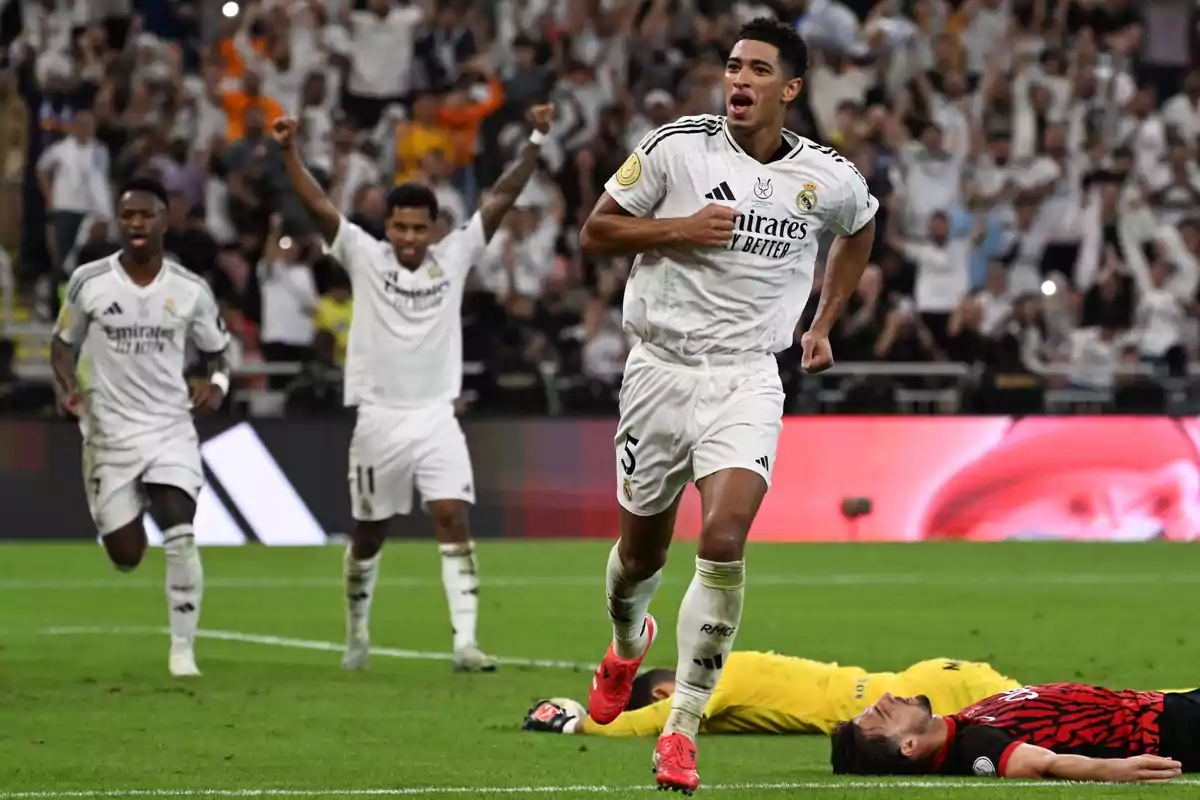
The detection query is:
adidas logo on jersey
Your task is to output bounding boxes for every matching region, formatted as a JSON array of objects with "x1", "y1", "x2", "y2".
[
  {"x1": 704, "y1": 182, "x2": 736, "y2": 201},
  {"x1": 103, "y1": 302, "x2": 123, "y2": 316}
]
